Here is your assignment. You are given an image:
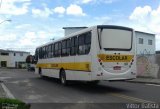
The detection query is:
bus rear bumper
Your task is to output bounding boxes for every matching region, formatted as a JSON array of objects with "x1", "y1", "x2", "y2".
[{"x1": 94, "y1": 69, "x2": 137, "y2": 81}]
